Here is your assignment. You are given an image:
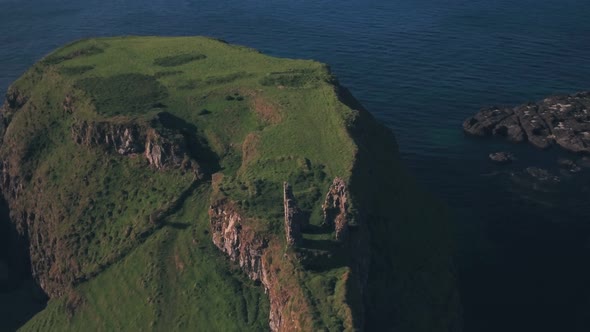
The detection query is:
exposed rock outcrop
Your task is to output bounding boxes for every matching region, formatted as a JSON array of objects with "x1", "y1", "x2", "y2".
[
  {"x1": 209, "y1": 200, "x2": 267, "y2": 281},
  {"x1": 283, "y1": 182, "x2": 304, "y2": 246},
  {"x1": 144, "y1": 127, "x2": 188, "y2": 170},
  {"x1": 463, "y1": 91, "x2": 590, "y2": 153},
  {"x1": 0, "y1": 88, "x2": 28, "y2": 142},
  {"x1": 322, "y1": 177, "x2": 350, "y2": 241},
  {"x1": 209, "y1": 200, "x2": 307, "y2": 331},
  {"x1": 72, "y1": 120, "x2": 145, "y2": 155},
  {"x1": 4, "y1": 87, "x2": 28, "y2": 113},
  {"x1": 71, "y1": 112, "x2": 195, "y2": 171}
]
